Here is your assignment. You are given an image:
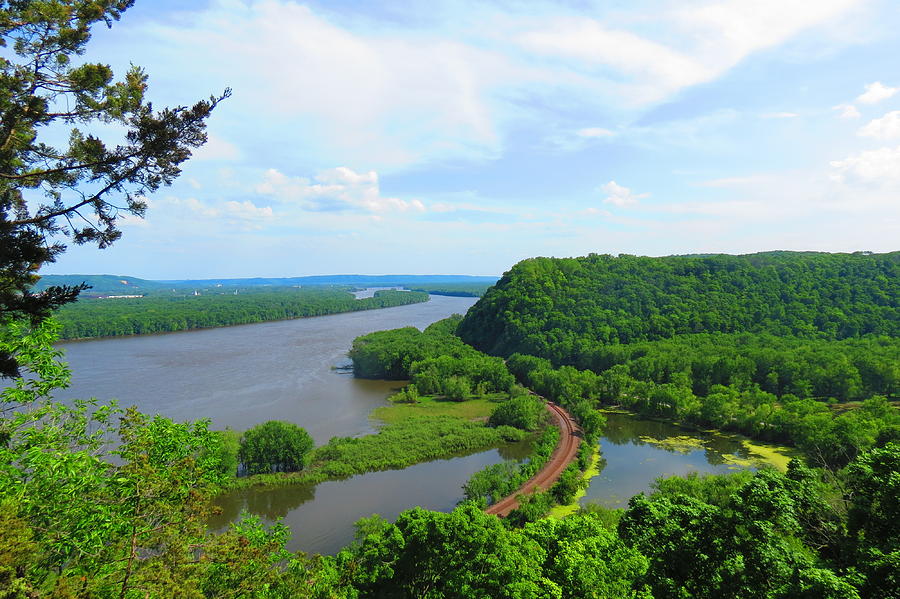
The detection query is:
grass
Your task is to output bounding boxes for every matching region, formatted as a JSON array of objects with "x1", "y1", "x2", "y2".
[
  {"x1": 371, "y1": 393, "x2": 506, "y2": 424},
  {"x1": 221, "y1": 392, "x2": 517, "y2": 492}
]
